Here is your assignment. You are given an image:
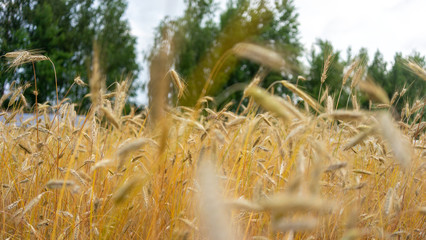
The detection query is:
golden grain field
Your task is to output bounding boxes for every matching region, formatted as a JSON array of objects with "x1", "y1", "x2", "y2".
[{"x1": 0, "y1": 46, "x2": 425, "y2": 240}]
